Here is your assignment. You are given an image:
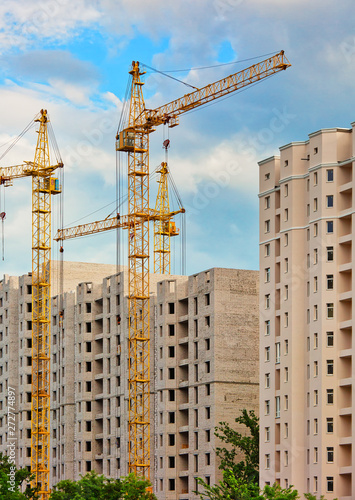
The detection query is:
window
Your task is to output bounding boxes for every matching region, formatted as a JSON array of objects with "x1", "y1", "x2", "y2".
[
  {"x1": 205, "y1": 293, "x2": 210, "y2": 306},
  {"x1": 314, "y1": 447, "x2": 318, "y2": 463},
  {"x1": 265, "y1": 320, "x2": 270, "y2": 336},
  {"x1": 265, "y1": 220, "x2": 270, "y2": 233},
  {"x1": 284, "y1": 422, "x2": 288, "y2": 438},
  {"x1": 327, "y1": 220, "x2": 334, "y2": 233},
  {"x1": 168, "y1": 478, "x2": 175, "y2": 491},
  {"x1": 314, "y1": 248, "x2": 318, "y2": 265},
  {"x1": 327, "y1": 169, "x2": 334, "y2": 182},
  {"x1": 327, "y1": 447, "x2": 334, "y2": 463},
  {"x1": 265, "y1": 427, "x2": 270, "y2": 442},
  {"x1": 276, "y1": 342, "x2": 281, "y2": 363},
  {"x1": 314, "y1": 361, "x2": 318, "y2": 377},
  {"x1": 265, "y1": 454, "x2": 270, "y2": 469},
  {"x1": 327, "y1": 303, "x2": 334, "y2": 319},
  {"x1": 284, "y1": 395, "x2": 288, "y2": 410},
  {"x1": 326, "y1": 417, "x2": 334, "y2": 433},
  {"x1": 284, "y1": 208, "x2": 288, "y2": 221},
  {"x1": 265, "y1": 243, "x2": 270, "y2": 257},
  {"x1": 284, "y1": 367, "x2": 289, "y2": 382},
  {"x1": 265, "y1": 268, "x2": 270, "y2": 283},
  {"x1": 314, "y1": 171, "x2": 318, "y2": 184},
  {"x1": 313, "y1": 198, "x2": 318, "y2": 212},
  {"x1": 284, "y1": 258, "x2": 288, "y2": 273},
  {"x1": 307, "y1": 254, "x2": 310, "y2": 268},
  {"x1": 265, "y1": 172, "x2": 270, "y2": 180},
  {"x1": 327, "y1": 246, "x2": 334, "y2": 261},
  {"x1": 327, "y1": 389, "x2": 334, "y2": 404},
  {"x1": 284, "y1": 183, "x2": 288, "y2": 196},
  {"x1": 284, "y1": 312, "x2": 289, "y2": 327},
  {"x1": 265, "y1": 196, "x2": 270, "y2": 209},
  {"x1": 265, "y1": 346, "x2": 270, "y2": 362},
  {"x1": 314, "y1": 476, "x2": 318, "y2": 493},
  {"x1": 168, "y1": 434, "x2": 175, "y2": 446},
  {"x1": 168, "y1": 367, "x2": 175, "y2": 380},
  {"x1": 313, "y1": 305, "x2": 318, "y2": 321},
  {"x1": 326, "y1": 195, "x2": 333, "y2": 208},
  {"x1": 314, "y1": 418, "x2": 318, "y2": 435},
  {"x1": 327, "y1": 274, "x2": 334, "y2": 290},
  {"x1": 284, "y1": 450, "x2": 288, "y2": 466},
  {"x1": 307, "y1": 203, "x2": 310, "y2": 216},
  {"x1": 265, "y1": 400, "x2": 270, "y2": 415},
  {"x1": 313, "y1": 223, "x2": 318, "y2": 237},
  {"x1": 314, "y1": 390, "x2": 318, "y2": 406},
  {"x1": 326, "y1": 360, "x2": 334, "y2": 375},
  {"x1": 265, "y1": 373, "x2": 270, "y2": 388},
  {"x1": 284, "y1": 233, "x2": 288, "y2": 246},
  {"x1": 275, "y1": 396, "x2": 280, "y2": 418},
  {"x1": 284, "y1": 339, "x2": 289, "y2": 354},
  {"x1": 168, "y1": 346, "x2": 175, "y2": 357},
  {"x1": 314, "y1": 332, "x2": 318, "y2": 349},
  {"x1": 327, "y1": 331, "x2": 334, "y2": 347},
  {"x1": 168, "y1": 456, "x2": 175, "y2": 468},
  {"x1": 326, "y1": 477, "x2": 334, "y2": 493},
  {"x1": 265, "y1": 294, "x2": 270, "y2": 309},
  {"x1": 314, "y1": 276, "x2": 318, "y2": 292},
  {"x1": 284, "y1": 285, "x2": 288, "y2": 300}
]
